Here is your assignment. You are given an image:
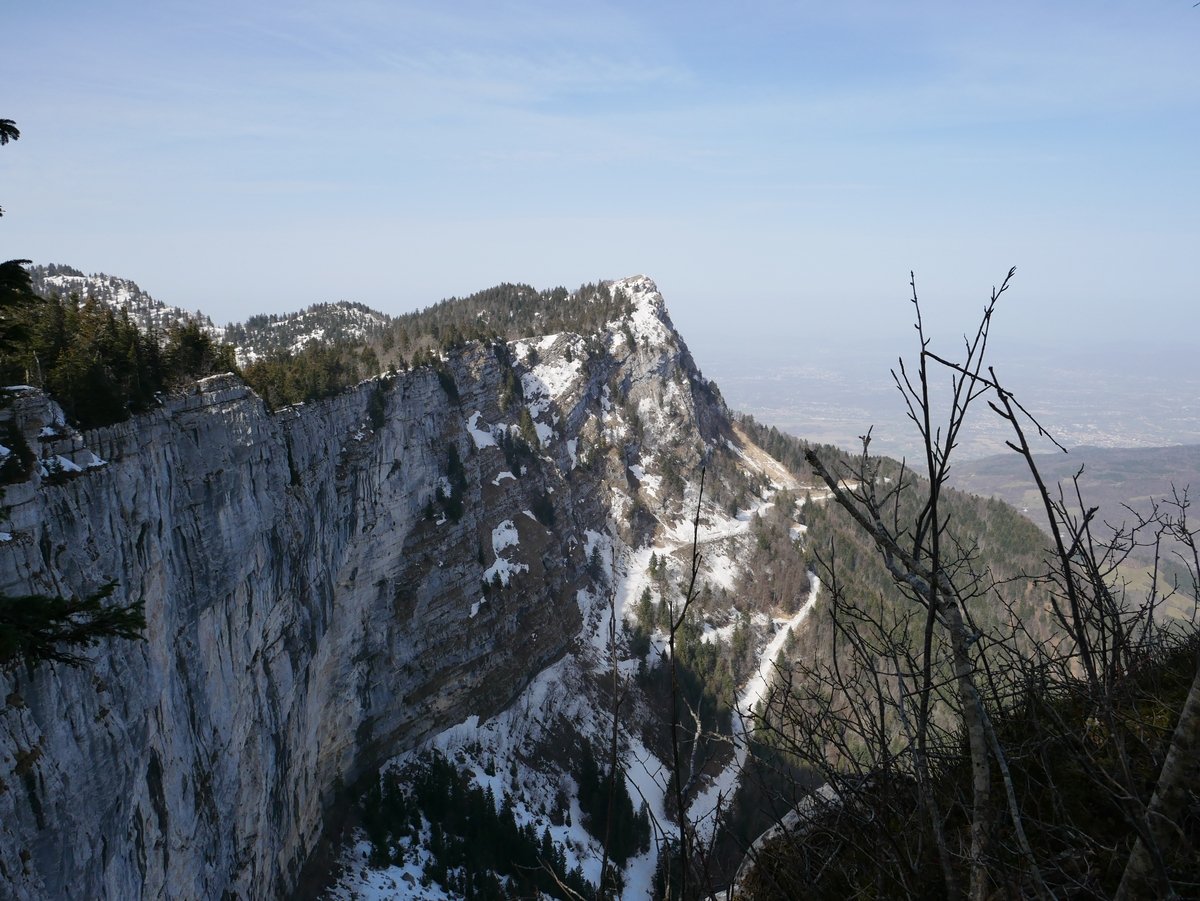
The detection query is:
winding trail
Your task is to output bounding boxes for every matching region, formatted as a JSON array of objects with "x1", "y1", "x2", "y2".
[
  {"x1": 686, "y1": 577, "x2": 822, "y2": 846},
  {"x1": 610, "y1": 491, "x2": 824, "y2": 896}
]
